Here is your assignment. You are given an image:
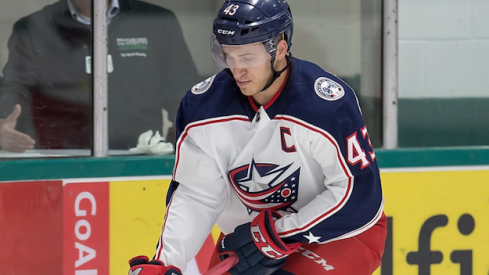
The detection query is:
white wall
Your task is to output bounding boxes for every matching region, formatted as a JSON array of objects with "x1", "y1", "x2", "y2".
[{"x1": 399, "y1": 0, "x2": 489, "y2": 98}]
